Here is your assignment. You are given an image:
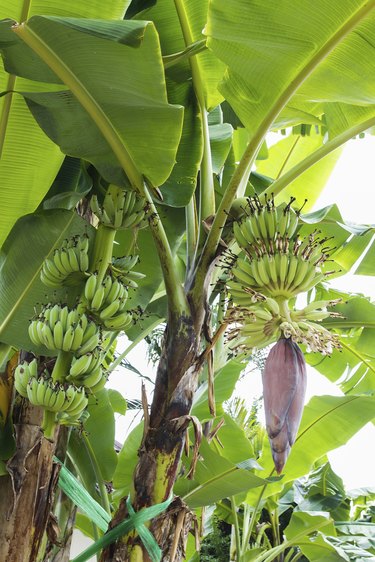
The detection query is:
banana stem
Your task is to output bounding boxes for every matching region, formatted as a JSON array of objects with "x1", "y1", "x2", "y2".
[
  {"x1": 277, "y1": 298, "x2": 291, "y2": 323},
  {"x1": 230, "y1": 496, "x2": 241, "y2": 562},
  {"x1": 42, "y1": 409, "x2": 57, "y2": 440},
  {"x1": 90, "y1": 224, "x2": 116, "y2": 285},
  {"x1": 51, "y1": 350, "x2": 72, "y2": 384}
]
